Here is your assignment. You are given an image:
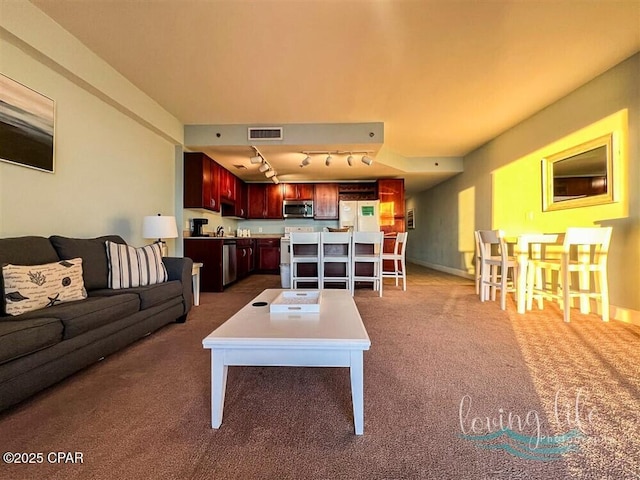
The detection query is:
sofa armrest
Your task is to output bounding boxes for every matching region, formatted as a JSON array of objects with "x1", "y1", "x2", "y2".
[{"x1": 162, "y1": 256, "x2": 194, "y2": 315}]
